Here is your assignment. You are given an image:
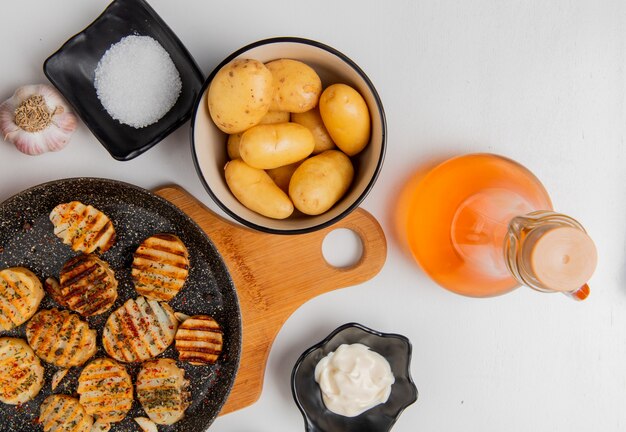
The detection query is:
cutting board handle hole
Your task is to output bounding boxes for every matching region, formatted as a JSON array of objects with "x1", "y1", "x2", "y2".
[{"x1": 322, "y1": 228, "x2": 364, "y2": 268}]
